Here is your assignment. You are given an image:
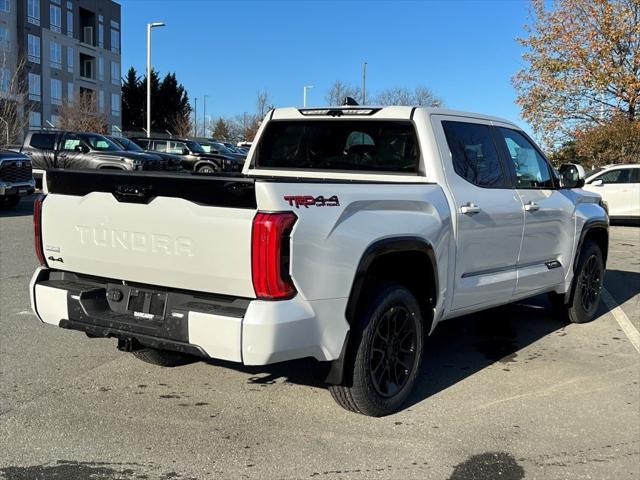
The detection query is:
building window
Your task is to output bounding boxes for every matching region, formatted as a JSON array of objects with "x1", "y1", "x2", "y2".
[
  {"x1": 50, "y1": 41, "x2": 62, "y2": 69},
  {"x1": 50, "y1": 5, "x2": 62, "y2": 33},
  {"x1": 110, "y1": 61, "x2": 120, "y2": 86},
  {"x1": 66, "y1": 9, "x2": 73, "y2": 37},
  {"x1": 111, "y1": 93, "x2": 120, "y2": 116},
  {"x1": 27, "y1": 0, "x2": 40, "y2": 25},
  {"x1": 0, "y1": 0, "x2": 9, "y2": 13},
  {"x1": 51, "y1": 78, "x2": 62, "y2": 105},
  {"x1": 29, "y1": 111, "x2": 42, "y2": 129},
  {"x1": 0, "y1": 26, "x2": 9, "y2": 51},
  {"x1": 110, "y1": 28, "x2": 120, "y2": 53},
  {"x1": 0, "y1": 67, "x2": 9, "y2": 94},
  {"x1": 67, "y1": 81, "x2": 74, "y2": 100},
  {"x1": 51, "y1": 114, "x2": 60, "y2": 127},
  {"x1": 98, "y1": 90, "x2": 104, "y2": 112},
  {"x1": 28, "y1": 73, "x2": 41, "y2": 101},
  {"x1": 51, "y1": 0, "x2": 61, "y2": 4},
  {"x1": 98, "y1": 23, "x2": 104, "y2": 48},
  {"x1": 98, "y1": 57, "x2": 104, "y2": 81},
  {"x1": 67, "y1": 46, "x2": 74, "y2": 73},
  {"x1": 27, "y1": 34, "x2": 41, "y2": 64}
]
